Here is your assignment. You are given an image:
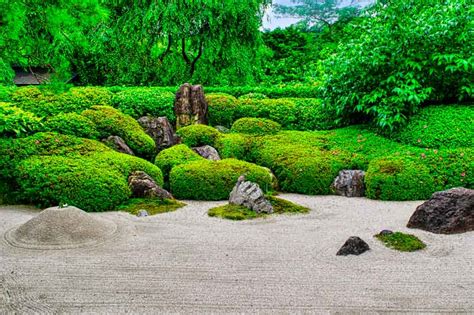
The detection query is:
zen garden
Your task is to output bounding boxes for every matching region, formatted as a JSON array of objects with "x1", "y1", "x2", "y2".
[{"x1": 0, "y1": 0, "x2": 472, "y2": 313}]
